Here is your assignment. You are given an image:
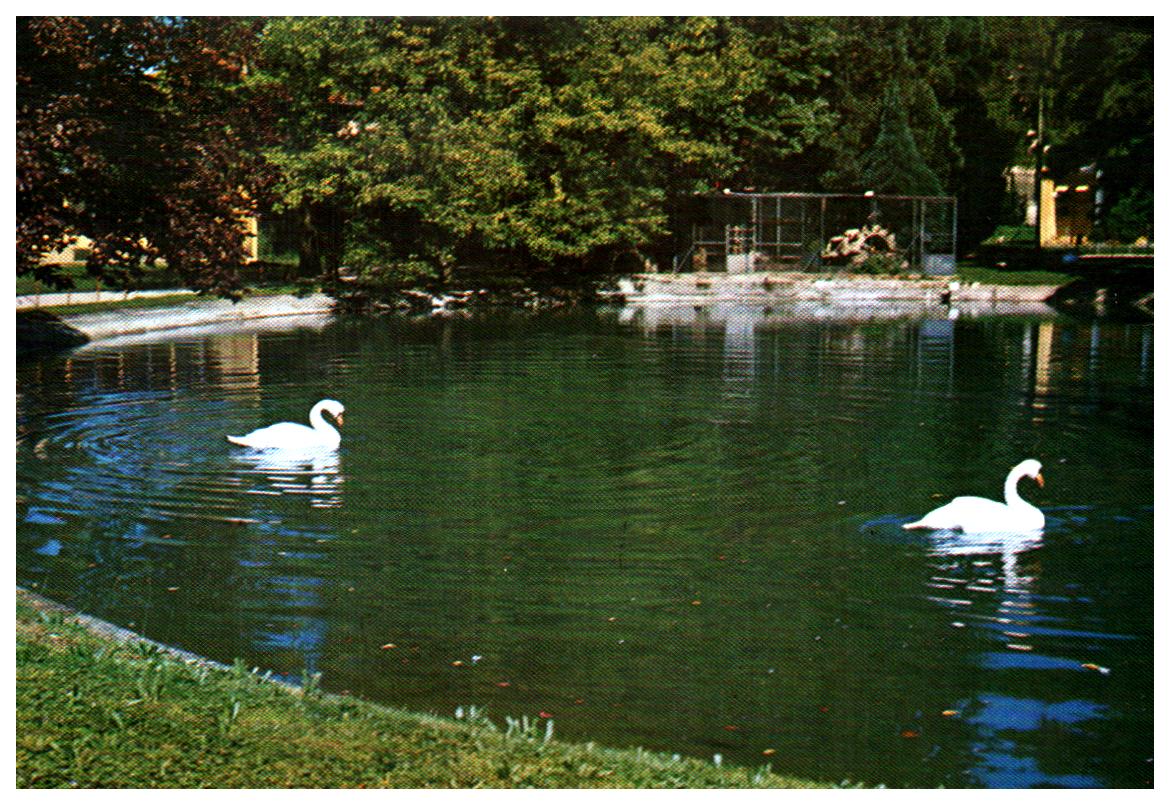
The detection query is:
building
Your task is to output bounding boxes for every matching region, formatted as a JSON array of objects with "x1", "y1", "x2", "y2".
[{"x1": 1005, "y1": 165, "x2": 1101, "y2": 247}]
